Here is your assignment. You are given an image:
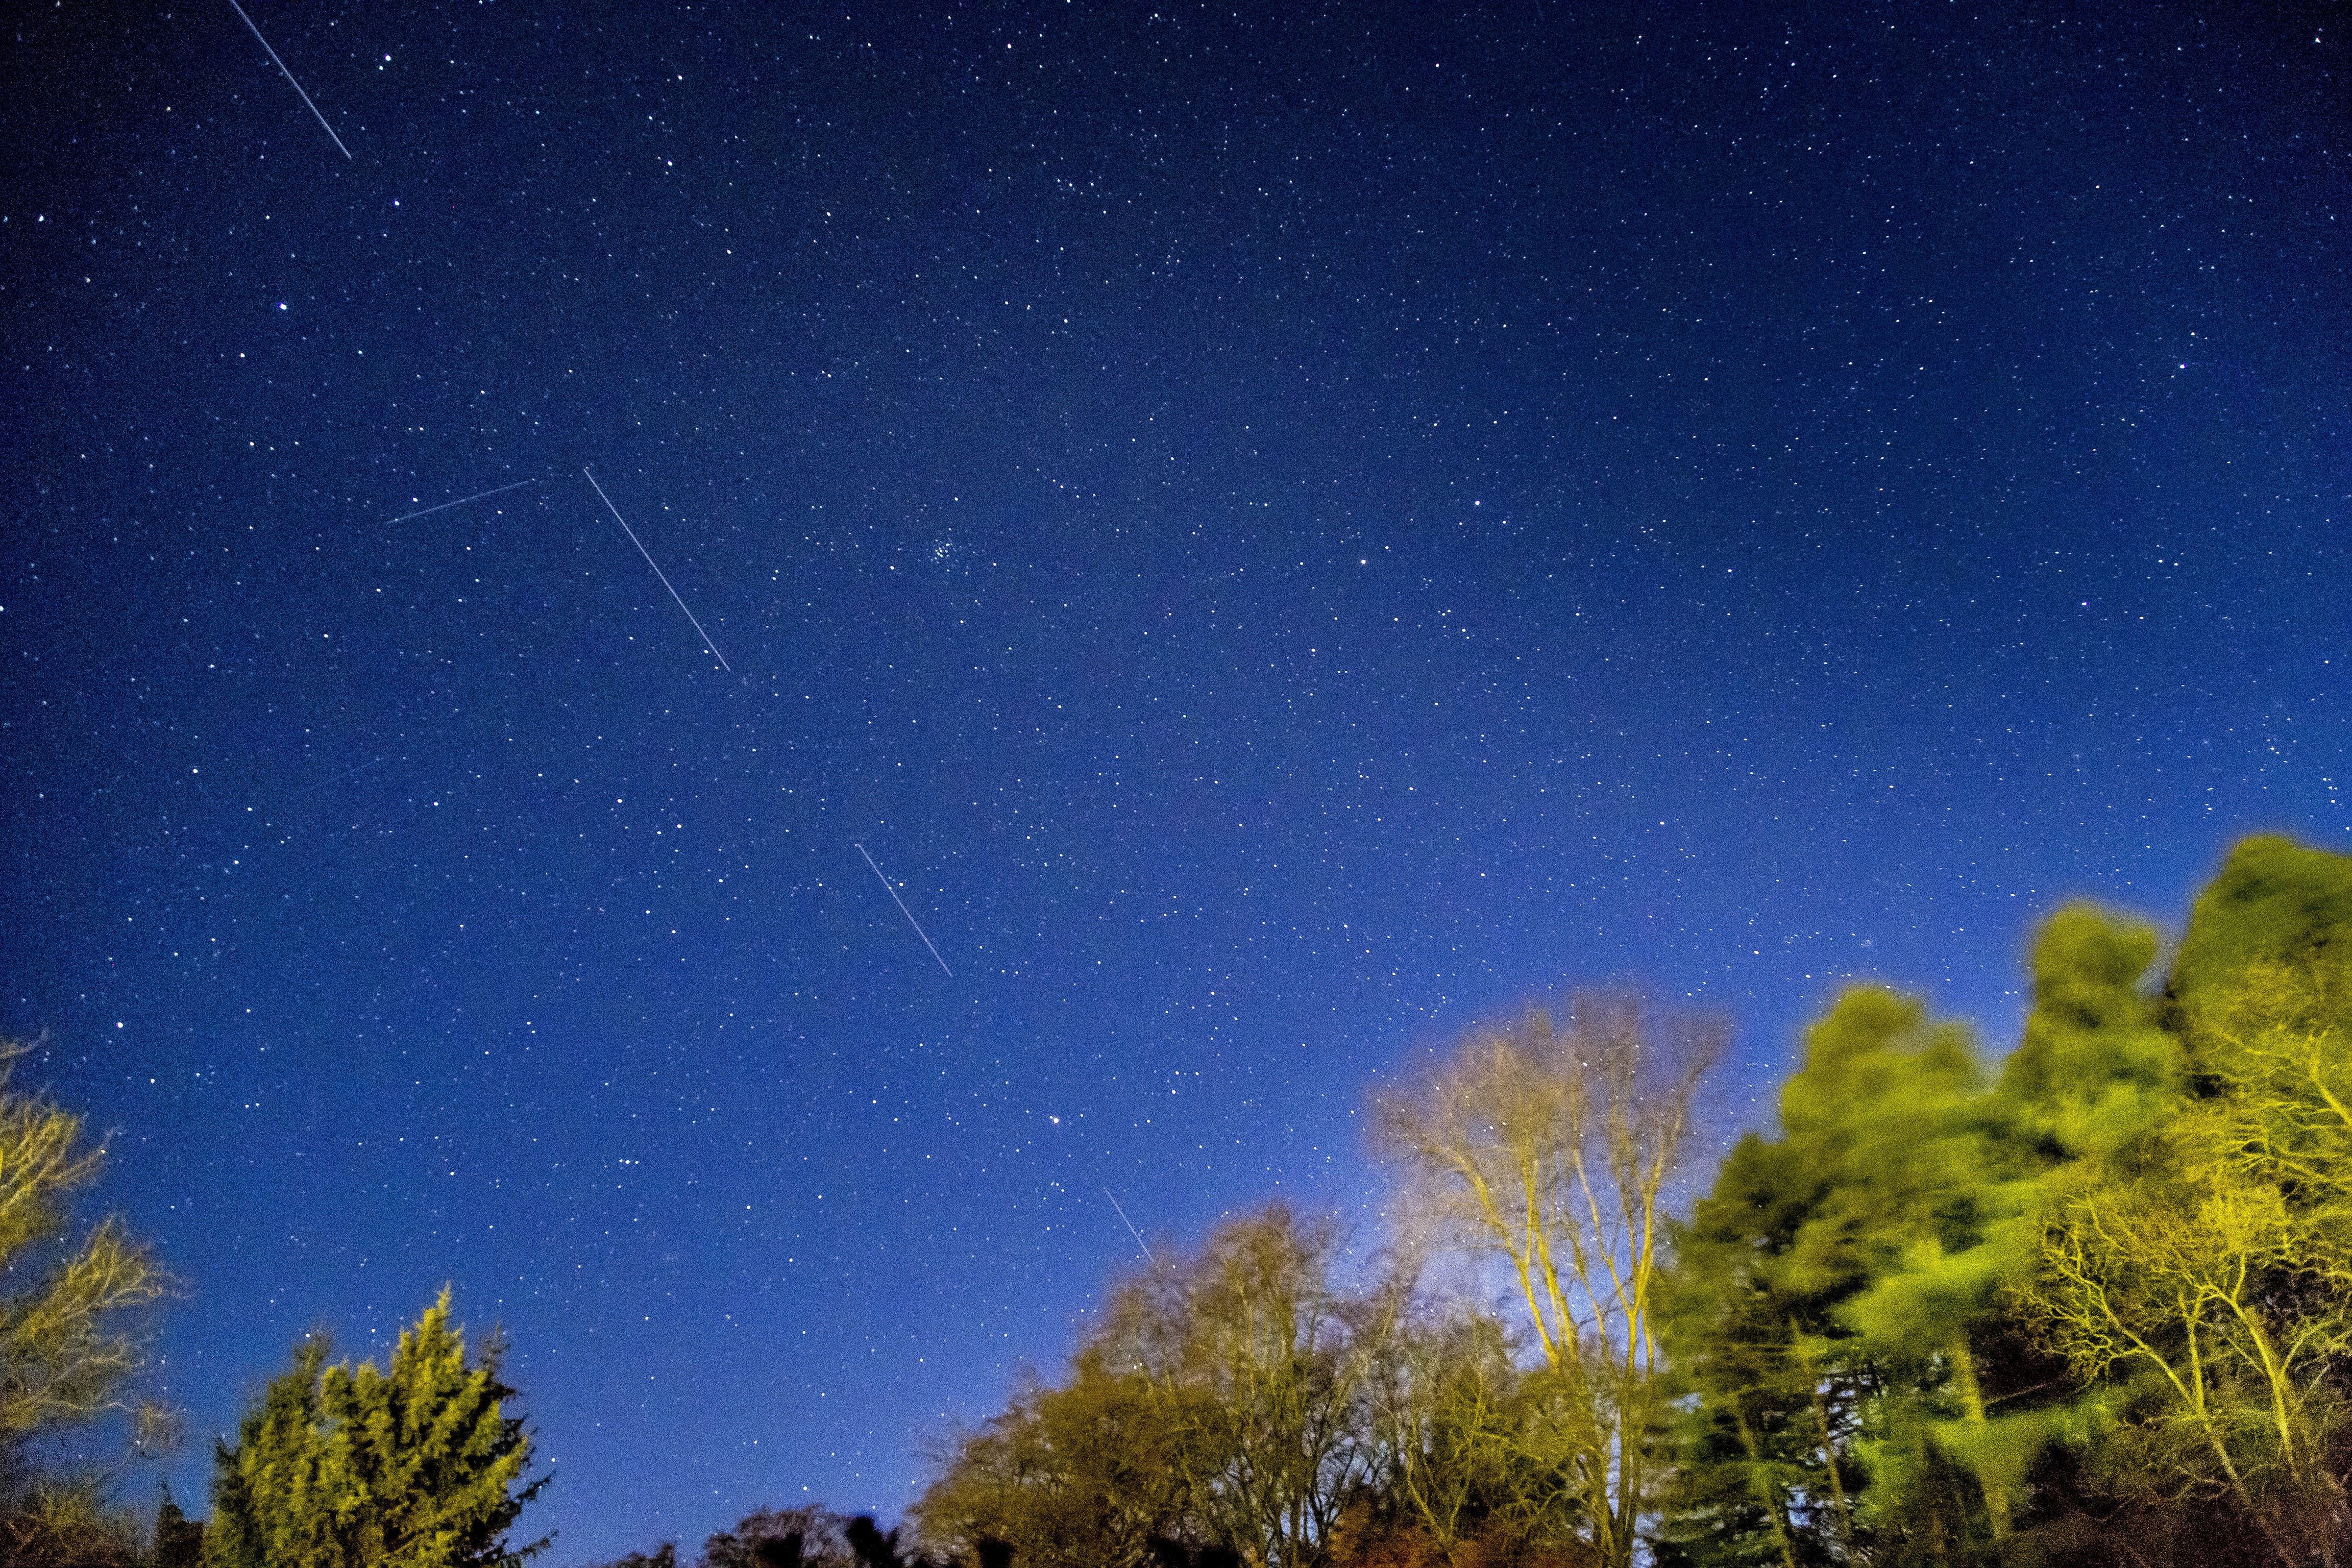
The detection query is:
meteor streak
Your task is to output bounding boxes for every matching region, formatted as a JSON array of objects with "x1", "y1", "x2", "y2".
[
  {"x1": 855, "y1": 842, "x2": 953, "y2": 976},
  {"x1": 381, "y1": 477, "x2": 539, "y2": 525},
  {"x1": 1105, "y1": 1190, "x2": 1155, "y2": 1263},
  {"x1": 584, "y1": 467, "x2": 731, "y2": 672},
  {"x1": 226, "y1": 0, "x2": 352, "y2": 159}
]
